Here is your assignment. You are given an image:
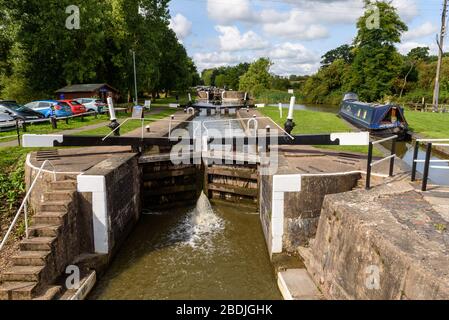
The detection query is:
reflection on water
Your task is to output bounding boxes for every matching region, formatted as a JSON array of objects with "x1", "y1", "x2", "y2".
[{"x1": 89, "y1": 194, "x2": 281, "y2": 300}]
